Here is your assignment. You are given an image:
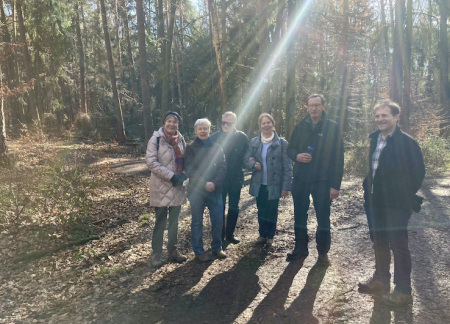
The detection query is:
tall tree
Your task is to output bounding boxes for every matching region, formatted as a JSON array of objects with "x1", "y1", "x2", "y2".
[
  {"x1": 390, "y1": 0, "x2": 404, "y2": 105},
  {"x1": 438, "y1": 0, "x2": 449, "y2": 136},
  {"x1": 285, "y1": 0, "x2": 297, "y2": 138},
  {"x1": 99, "y1": 0, "x2": 126, "y2": 141},
  {"x1": 136, "y1": 0, "x2": 153, "y2": 140},
  {"x1": 208, "y1": 0, "x2": 226, "y2": 113},
  {"x1": 74, "y1": 1, "x2": 87, "y2": 114},
  {"x1": 401, "y1": 0, "x2": 412, "y2": 130}
]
